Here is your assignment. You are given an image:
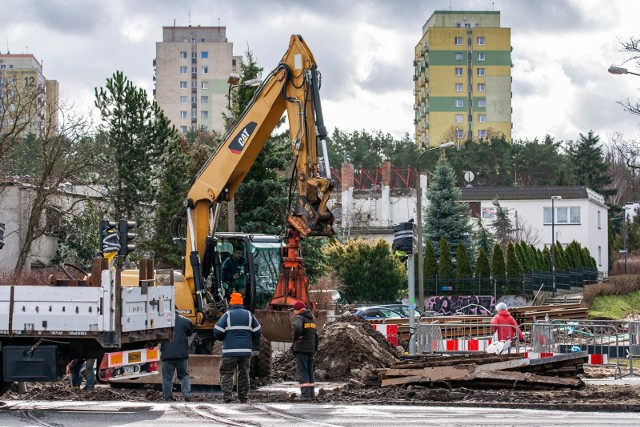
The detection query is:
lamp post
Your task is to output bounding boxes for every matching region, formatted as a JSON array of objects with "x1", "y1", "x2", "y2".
[
  {"x1": 550, "y1": 195, "x2": 562, "y2": 296},
  {"x1": 226, "y1": 73, "x2": 262, "y2": 232},
  {"x1": 416, "y1": 141, "x2": 455, "y2": 311},
  {"x1": 608, "y1": 65, "x2": 640, "y2": 77}
]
